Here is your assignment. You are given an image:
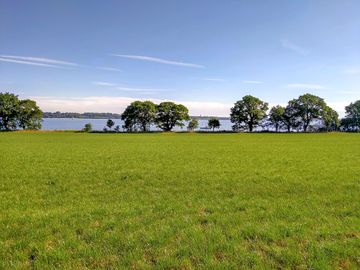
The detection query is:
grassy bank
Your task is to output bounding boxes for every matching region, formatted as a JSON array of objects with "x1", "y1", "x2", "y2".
[{"x1": 0, "y1": 132, "x2": 359, "y2": 269}]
